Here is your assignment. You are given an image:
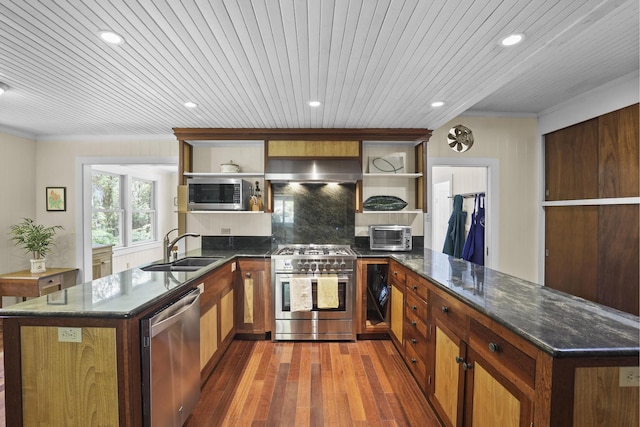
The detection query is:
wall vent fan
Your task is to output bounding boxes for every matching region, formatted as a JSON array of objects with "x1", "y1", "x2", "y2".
[{"x1": 447, "y1": 124, "x2": 474, "y2": 152}]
